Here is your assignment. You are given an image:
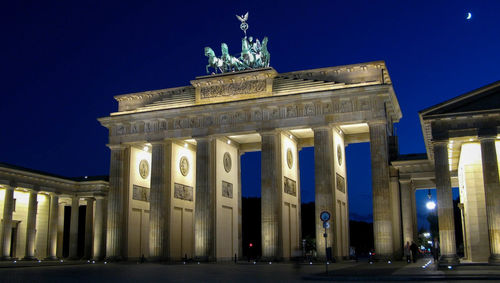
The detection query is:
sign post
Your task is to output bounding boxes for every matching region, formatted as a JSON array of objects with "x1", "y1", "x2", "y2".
[{"x1": 320, "y1": 211, "x2": 331, "y2": 275}]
